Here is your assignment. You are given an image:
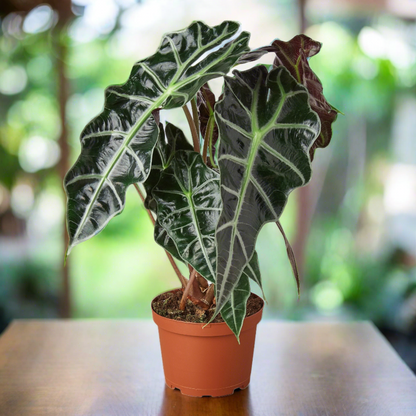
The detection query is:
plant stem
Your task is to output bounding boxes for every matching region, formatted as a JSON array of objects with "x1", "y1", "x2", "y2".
[
  {"x1": 182, "y1": 104, "x2": 200, "y2": 153},
  {"x1": 208, "y1": 139, "x2": 217, "y2": 168},
  {"x1": 134, "y1": 184, "x2": 155, "y2": 225},
  {"x1": 195, "y1": 272, "x2": 209, "y2": 289},
  {"x1": 187, "y1": 264, "x2": 207, "y2": 295},
  {"x1": 165, "y1": 252, "x2": 189, "y2": 289},
  {"x1": 204, "y1": 283, "x2": 215, "y2": 306},
  {"x1": 133, "y1": 183, "x2": 188, "y2": 289},
  {"x1": 179, "y1": 268, "x2": 197, "y2": 310},
  {"x1": 191, "y1": 97, "x2": 200, "y2": 139},
  {"x1": 202, "y1": 116, "x2": 213, "y2": 164},
  {"x1": 276, "y1": 221, "x2": 300, "y2": 297}
]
